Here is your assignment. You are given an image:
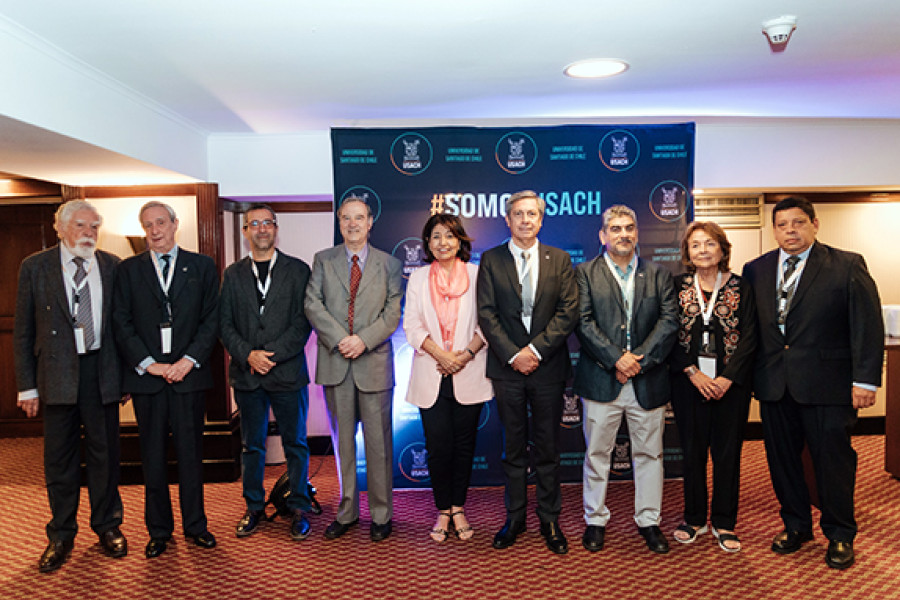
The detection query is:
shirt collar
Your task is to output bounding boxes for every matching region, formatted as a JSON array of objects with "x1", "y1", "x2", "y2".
[
  {"x1": 778, "y1": 244, "x2": 813, "y2": 266},
  {"x1": 346, "y1": 244, "x2": 368, "y2": 264},
  {"x1": 508, "y1": 239, "x2": 539, "y2": 258},
  {"x1": 59, "y1": 242, "x2": 94, "y2": 267},
  {"x1": 603, "y1": 250, "x2": 637, "y2": 278},
  {"x1": 153, "y1": 244, "x2": 179, "y2": 263}
]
